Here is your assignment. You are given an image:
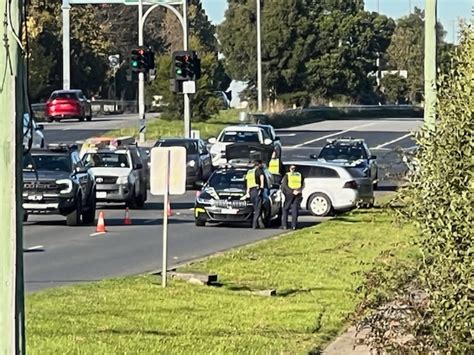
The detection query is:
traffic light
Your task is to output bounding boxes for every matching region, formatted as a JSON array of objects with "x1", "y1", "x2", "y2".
[
  {"x1": 131, "y1": 48, "x2": 146, "y2": 72},
  {"x1": 144, "y1": 49, "x2": 155, "y2": 71},
  {"x1": 172, "y1": 51, "x2": 201, "y2": 82}
]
